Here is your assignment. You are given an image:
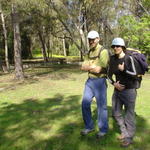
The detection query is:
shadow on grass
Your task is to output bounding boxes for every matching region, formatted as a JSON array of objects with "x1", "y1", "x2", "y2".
[
  {"x1": 0, "y1": 64, "x2": 84, "y2": 92},
  {"x1": 0, "y1": 94, "x2": 81, "y2": 150},
  {"x1": 0, "y1": 95, "x2": 150, "y2": 150},
  {"x1": 26, "y1": 64, "x2": 82, "y2": 78}
]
